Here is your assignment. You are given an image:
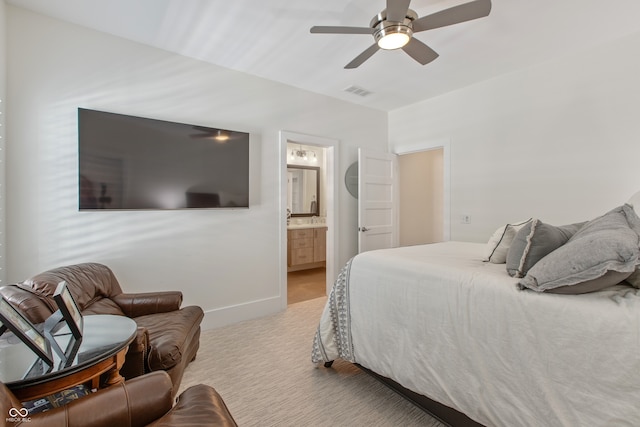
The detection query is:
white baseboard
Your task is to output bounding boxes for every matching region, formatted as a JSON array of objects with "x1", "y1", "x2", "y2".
[{"x1": 200, "y1": 296, "x2": 284, "y2": 330}]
